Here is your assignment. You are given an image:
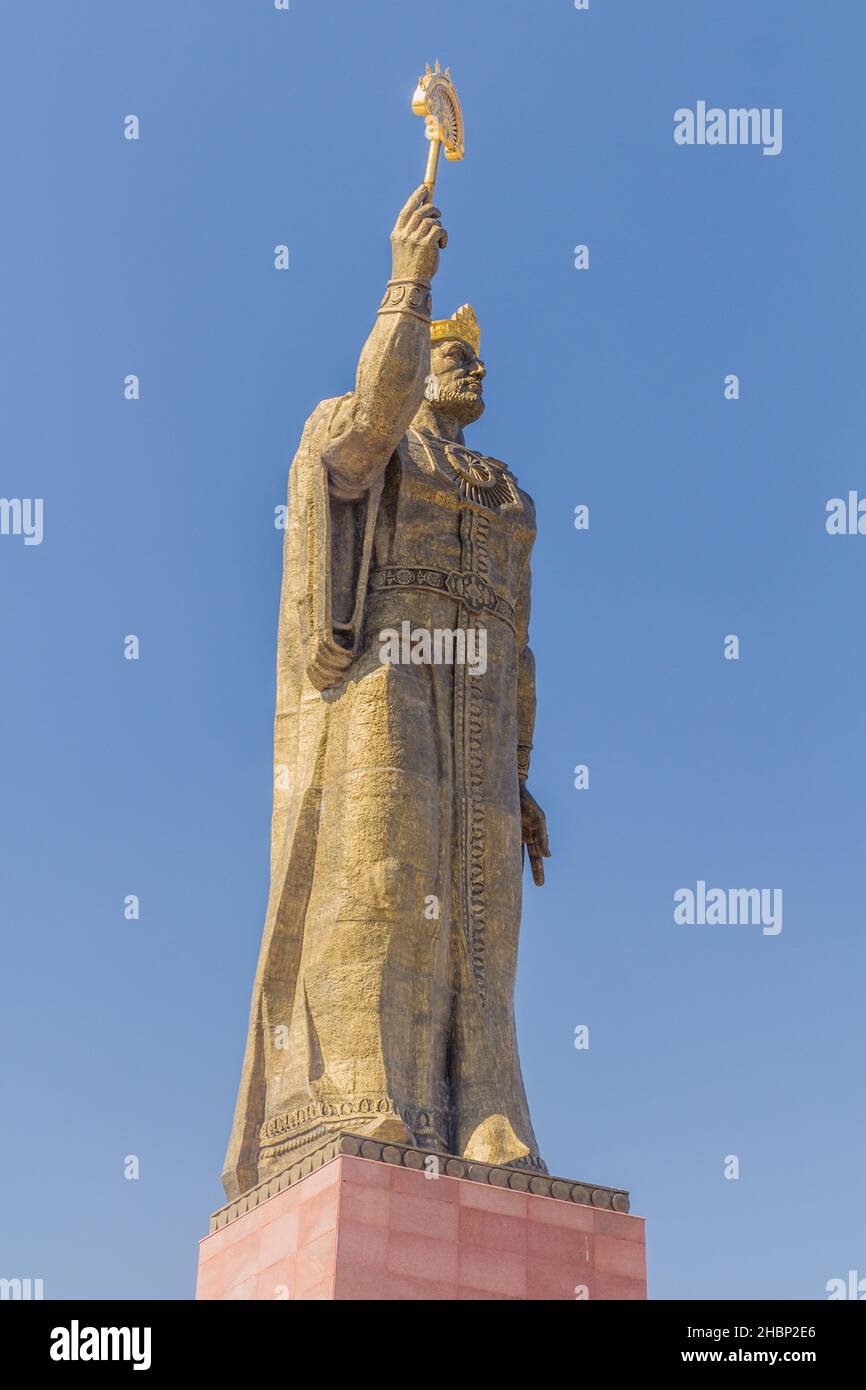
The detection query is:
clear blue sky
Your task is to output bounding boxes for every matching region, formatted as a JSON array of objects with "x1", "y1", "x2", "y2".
[{"x1": 1, "y1": 0, "x2": 863, "y2": 1300}]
